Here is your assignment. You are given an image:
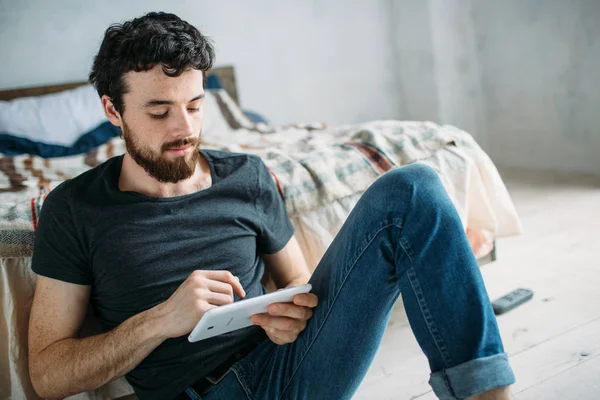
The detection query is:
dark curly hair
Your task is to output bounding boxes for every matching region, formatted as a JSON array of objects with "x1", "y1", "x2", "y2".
[{"x1": 89, "y1": 12, "x2": 215, "y2": 114}]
